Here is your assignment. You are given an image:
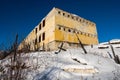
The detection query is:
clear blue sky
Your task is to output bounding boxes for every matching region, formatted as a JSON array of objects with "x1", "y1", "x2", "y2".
[{"x1": 0, "y1": 0, "x2": 120, "y2": 48}]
